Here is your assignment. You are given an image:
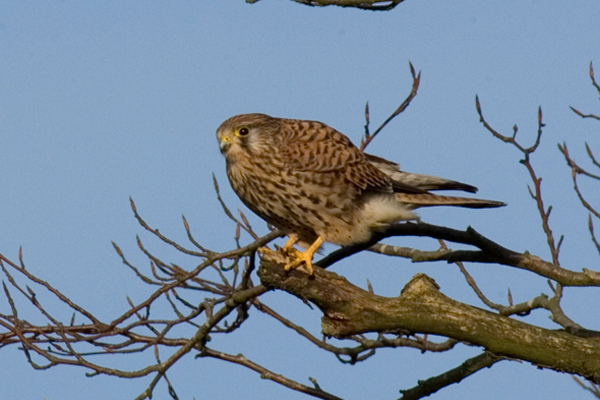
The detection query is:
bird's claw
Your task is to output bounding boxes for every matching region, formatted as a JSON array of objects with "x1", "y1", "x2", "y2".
[
  {"x1": 284, "y1": 250, "x2": 314, "y2": 276},
  {"x1": 258, "y1": 246, "x2": 314, "y2": 275}
]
